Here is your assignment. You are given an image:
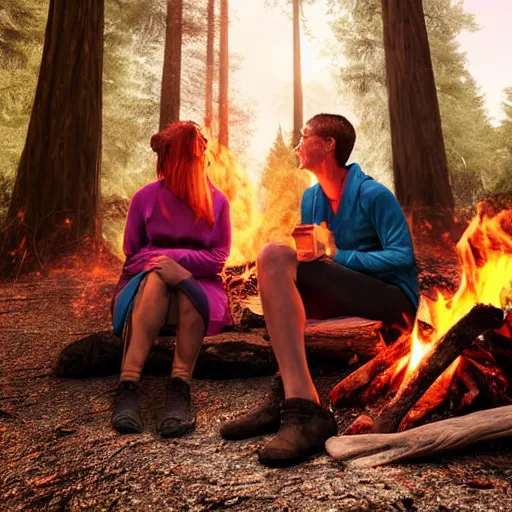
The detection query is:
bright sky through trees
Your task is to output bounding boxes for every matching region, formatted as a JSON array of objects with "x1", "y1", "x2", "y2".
[{"x1": 230, "y1": 0, "x2": 512, "y2": 178}]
